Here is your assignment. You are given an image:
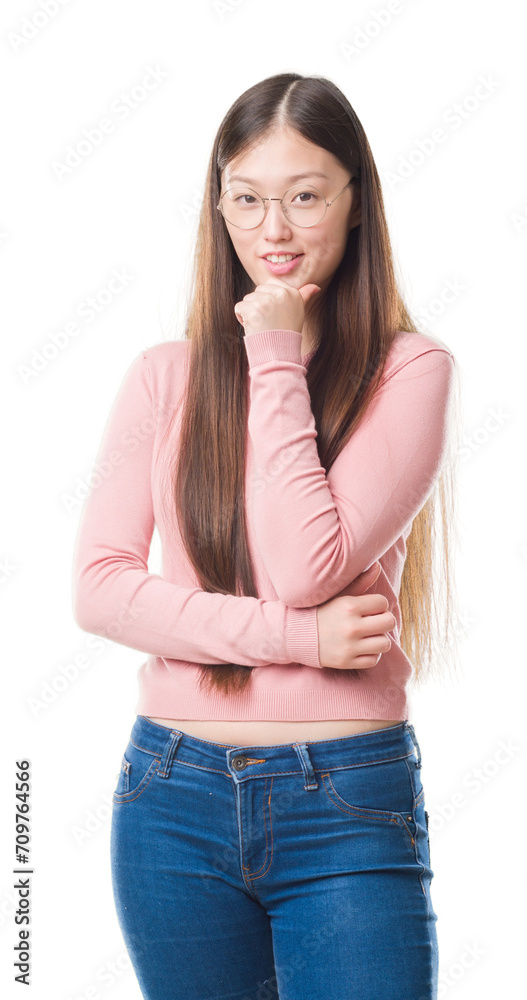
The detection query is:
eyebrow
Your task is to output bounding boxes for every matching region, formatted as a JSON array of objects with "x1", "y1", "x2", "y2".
[{"x1": 226, "y1": 171, "x2": 330, "y2": 185}]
